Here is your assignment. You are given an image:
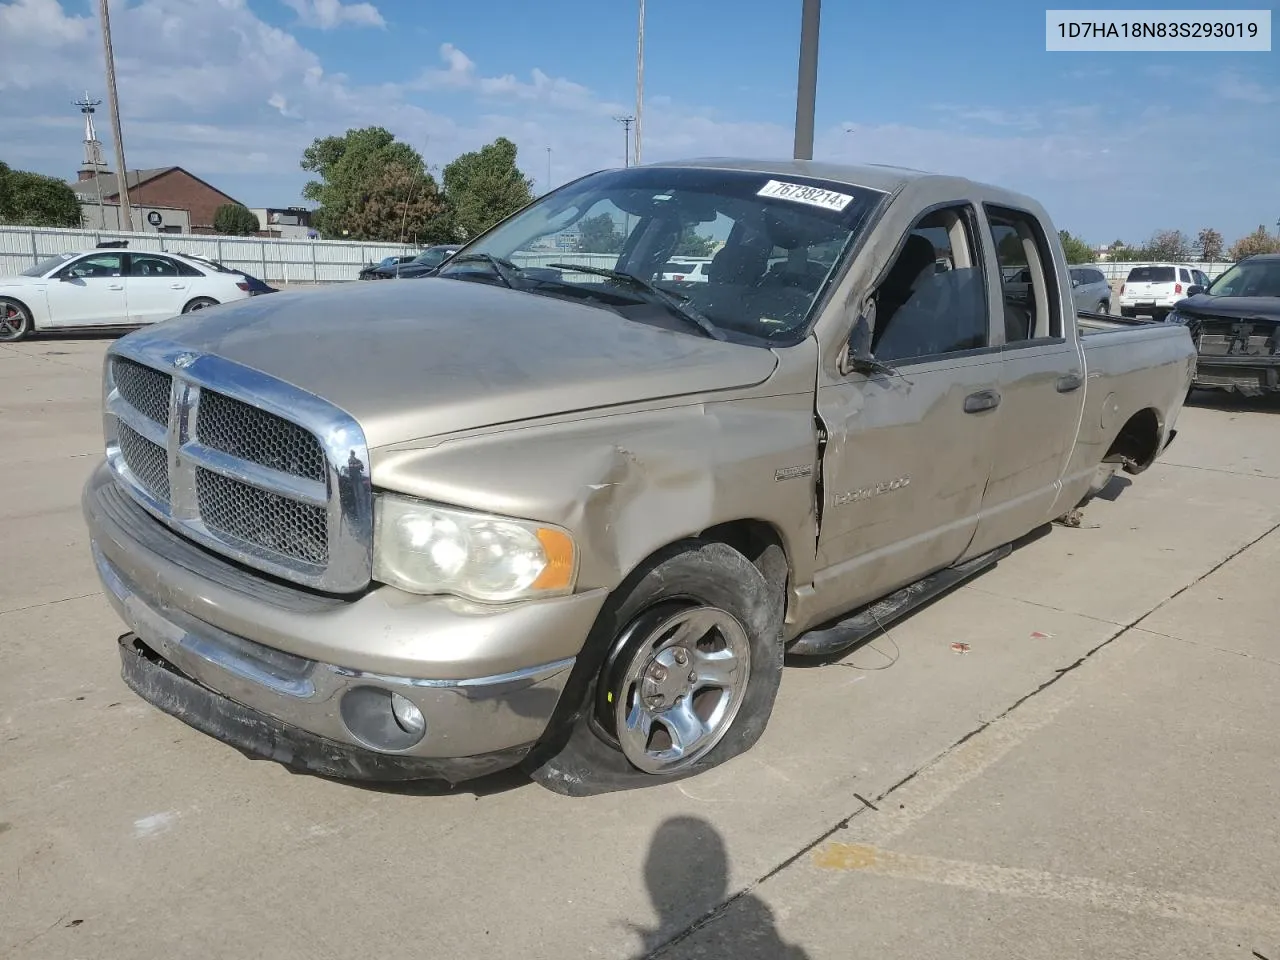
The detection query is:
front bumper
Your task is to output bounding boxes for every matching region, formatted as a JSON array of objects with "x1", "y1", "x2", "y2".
[
  {"x1": 1192, "y1": 355, "x2": 1280, "y2": 396},
  {"x1": 84, "y1": 462, "x2": 608, "y2": 779}
]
